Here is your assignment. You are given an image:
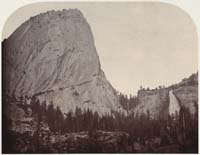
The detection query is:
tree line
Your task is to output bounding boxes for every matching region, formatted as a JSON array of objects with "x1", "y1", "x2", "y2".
[
  {"x1": 3, "y1": 94, "x2": 198, "y2": 153},
  {"x1": 28, "y1": 96, "x2": 198, "y2": 152},
  {"x1": 119, "y1": 93, "x2": 140, "y2": 111}
]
